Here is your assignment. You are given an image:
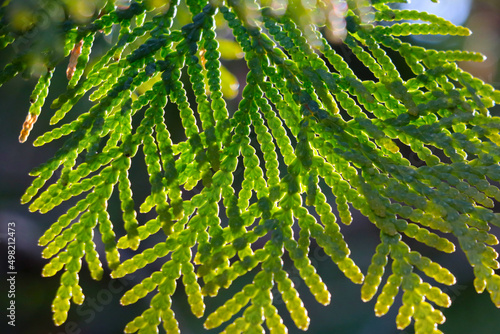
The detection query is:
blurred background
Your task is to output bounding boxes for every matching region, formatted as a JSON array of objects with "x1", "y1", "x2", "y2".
[{"x1": 1, "y1": 1, "x2": 500, "y2": 333}]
